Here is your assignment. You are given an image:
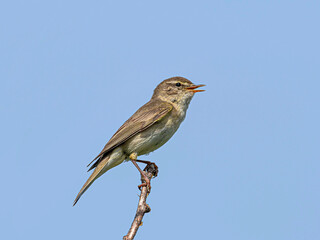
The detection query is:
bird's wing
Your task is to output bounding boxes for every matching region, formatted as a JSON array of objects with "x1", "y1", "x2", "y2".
[{"x1": 87, "y1": 100, "x2": 173, "y2": 171}]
